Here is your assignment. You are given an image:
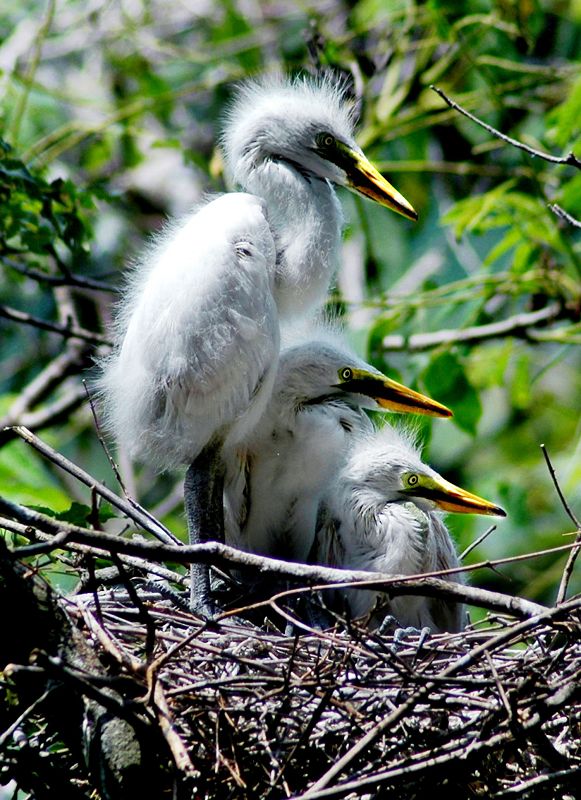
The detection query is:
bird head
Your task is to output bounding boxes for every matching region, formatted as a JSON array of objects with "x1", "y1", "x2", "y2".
[
  {"x1": 275, "y1": 336, "x2": 450, "y2": 418},
  {"x1": 344, "y1": 425, "x2": 506, "y2": 517},
  {"x1": 223, "y1": 74, "x2": 417, "y2": 221}
]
